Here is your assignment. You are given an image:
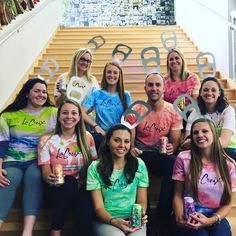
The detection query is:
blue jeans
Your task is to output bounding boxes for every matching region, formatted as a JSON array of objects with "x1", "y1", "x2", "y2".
[
  {"x1": 0, "y1": 160, "x2": 42, "y2": 220},
  {"x1": 174, "y1": 218, "x2": 232, "y2": 236}
]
